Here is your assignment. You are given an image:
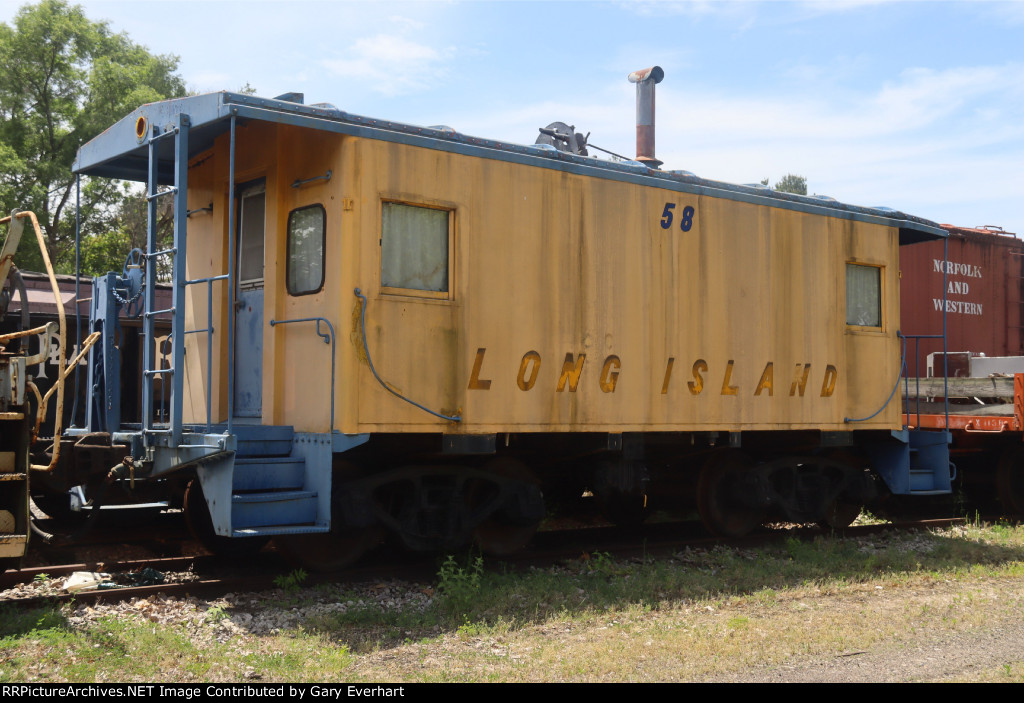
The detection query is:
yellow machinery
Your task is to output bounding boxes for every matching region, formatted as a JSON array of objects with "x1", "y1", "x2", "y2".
[{"x1": 0, "y1": 211, "x2": 67, "y2": 568}]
